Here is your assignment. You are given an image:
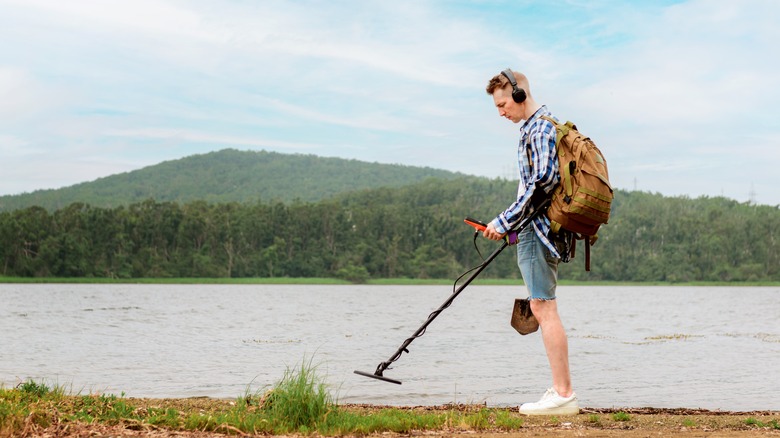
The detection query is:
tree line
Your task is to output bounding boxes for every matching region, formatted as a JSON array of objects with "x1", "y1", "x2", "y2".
[{"x1": 1, "y1": 178, "x2": 777, "y2": 282}]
